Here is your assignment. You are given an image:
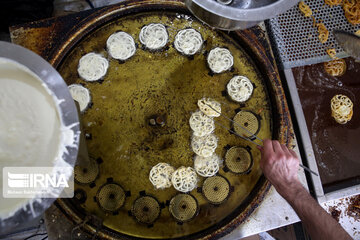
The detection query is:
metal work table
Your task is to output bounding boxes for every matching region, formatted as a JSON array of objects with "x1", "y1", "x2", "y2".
[{"x1": 284, "y1": 69, "x2": 360, "y2": 203}]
